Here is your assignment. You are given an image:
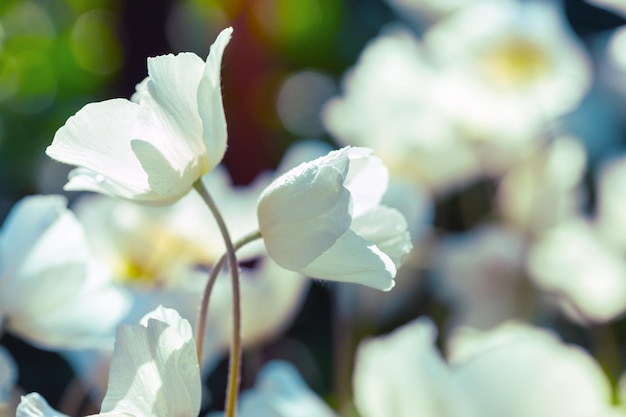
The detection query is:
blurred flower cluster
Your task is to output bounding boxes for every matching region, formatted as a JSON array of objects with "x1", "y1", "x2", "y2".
[{"x1": 3, "y1": 0, "x2": 626, "y2": 417}]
